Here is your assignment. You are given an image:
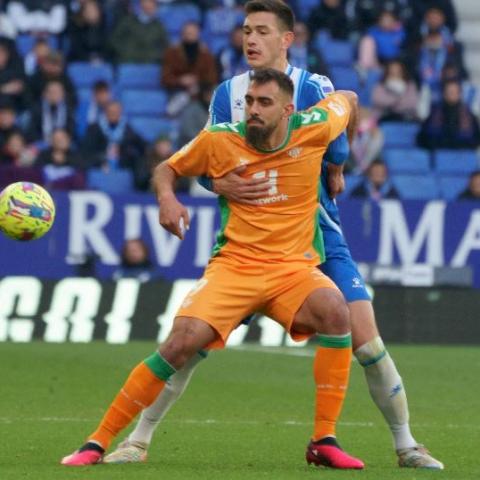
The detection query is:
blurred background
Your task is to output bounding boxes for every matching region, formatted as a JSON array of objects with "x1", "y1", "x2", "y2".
[{"x1": 0, "y1": 0, "x2": 479, "y2": 346}]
